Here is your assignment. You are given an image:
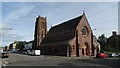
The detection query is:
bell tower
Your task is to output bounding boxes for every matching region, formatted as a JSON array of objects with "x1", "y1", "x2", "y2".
[{"x1": 33, "y1": 15, "x2": 47, "y2": 49}]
